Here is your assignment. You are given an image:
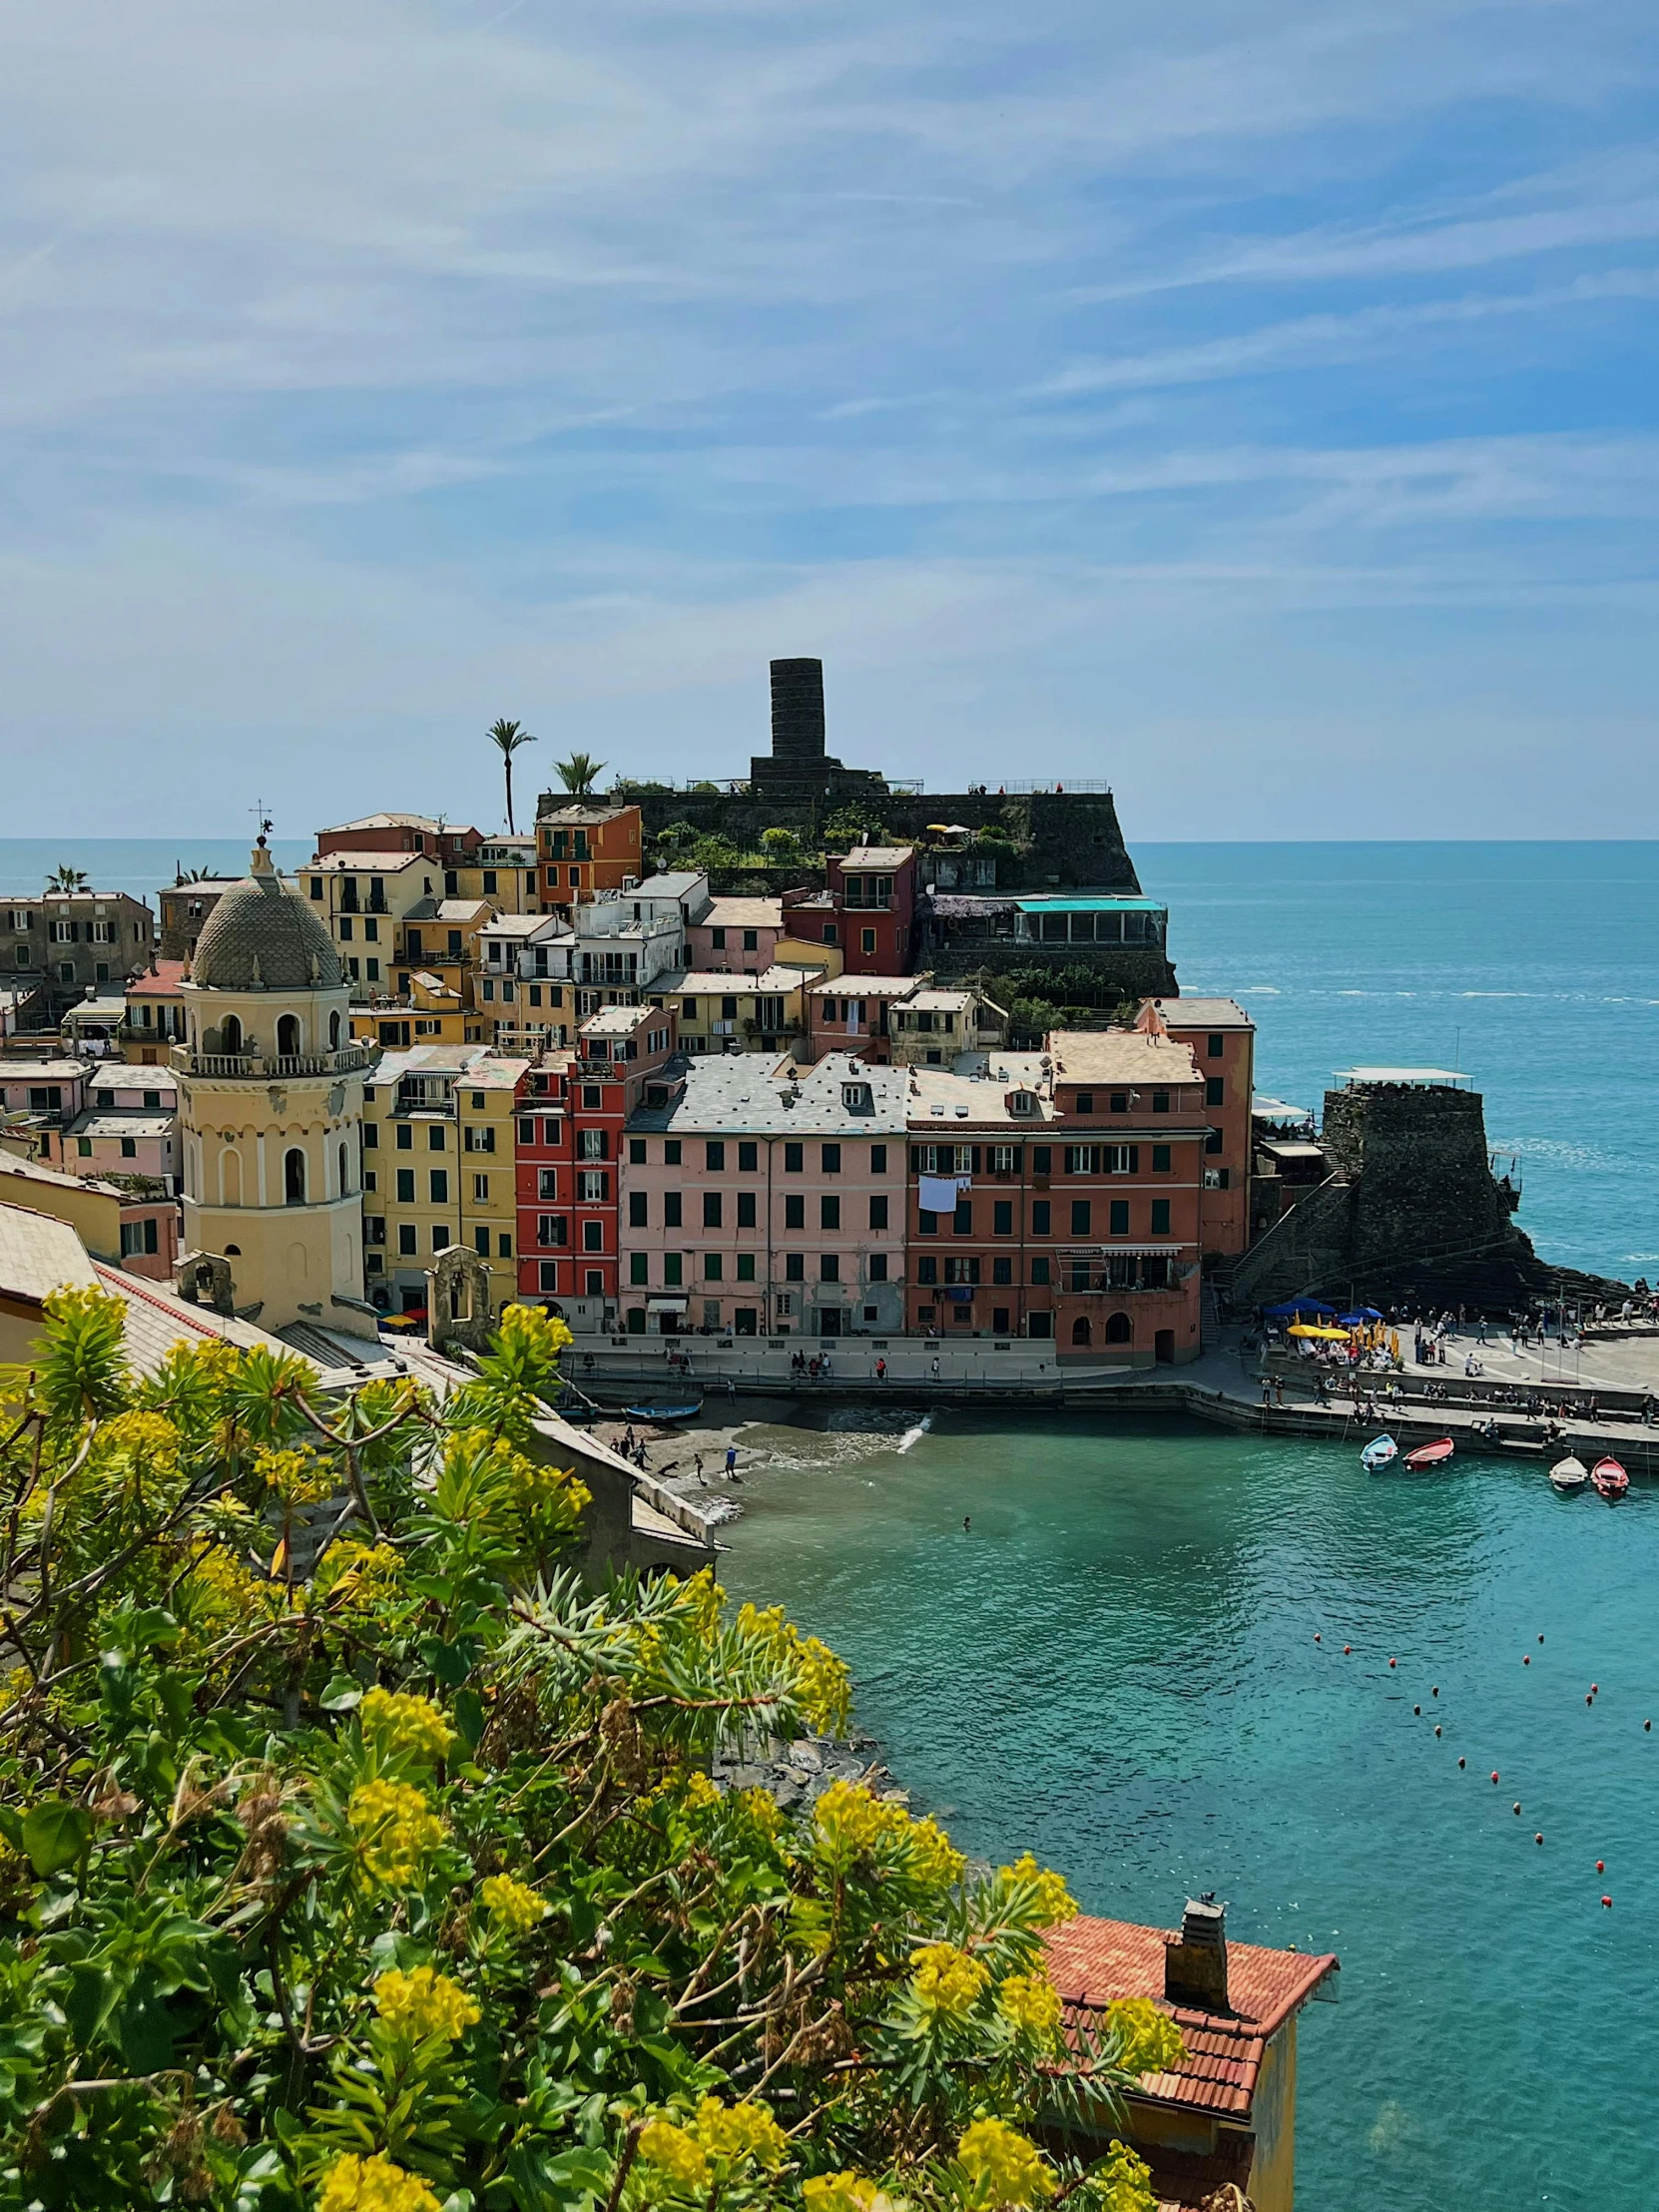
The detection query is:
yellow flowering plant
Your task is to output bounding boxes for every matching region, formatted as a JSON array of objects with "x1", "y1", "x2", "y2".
[{"x1": 0, "y1": 1291, "x2": 1171, "y2": 2212}]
